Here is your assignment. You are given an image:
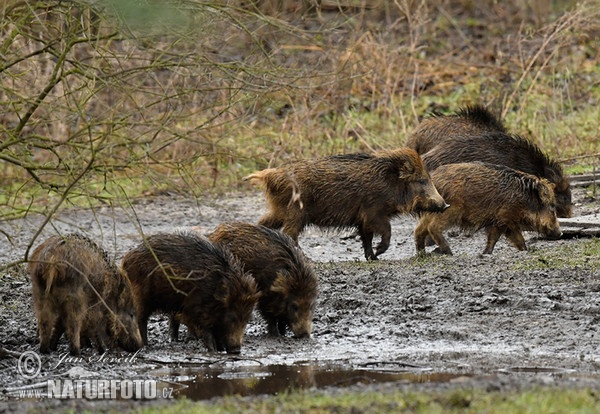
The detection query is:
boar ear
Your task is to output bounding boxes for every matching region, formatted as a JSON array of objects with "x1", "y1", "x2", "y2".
[
  {"x1": 270, "y1": 271, "x2": 290, "y2": 295},
  {"x1": 535, "y1": 180, "x2": 555, "y2": 205},
  {"x1": 213, "y1": 283, "x2": 230, "y2": 305},
  {"x1": 378, "y1": 151, "x2": 416, "y2": 179},
  {"x1": 396, "y1": 156, "x2": 416, "y2": 179}
]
